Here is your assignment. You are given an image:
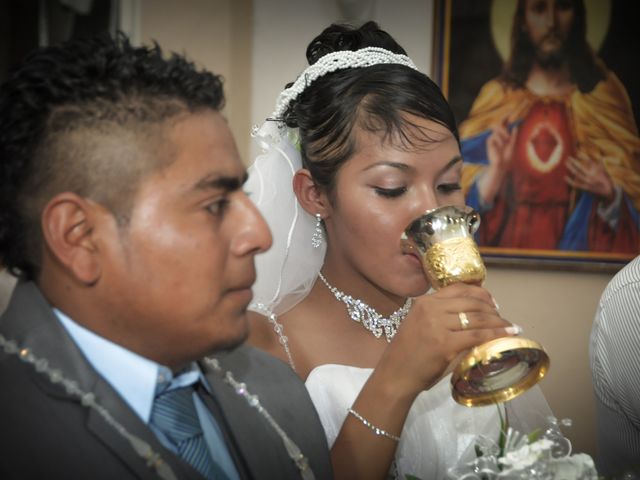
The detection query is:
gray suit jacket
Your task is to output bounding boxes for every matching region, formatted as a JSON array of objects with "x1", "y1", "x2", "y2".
[{"x1": 0, "y1": 282, "x2": 332, "y2": 480}]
